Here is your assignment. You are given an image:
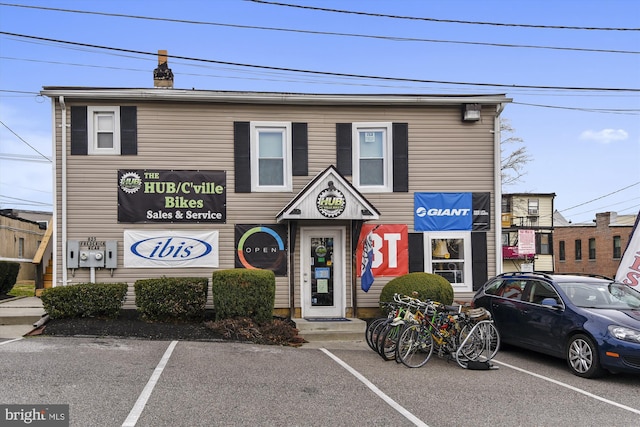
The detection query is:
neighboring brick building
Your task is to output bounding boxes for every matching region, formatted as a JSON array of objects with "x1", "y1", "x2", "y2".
[{"x1": 554, "y1": 211, "x2": 636, "y2": 278}]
